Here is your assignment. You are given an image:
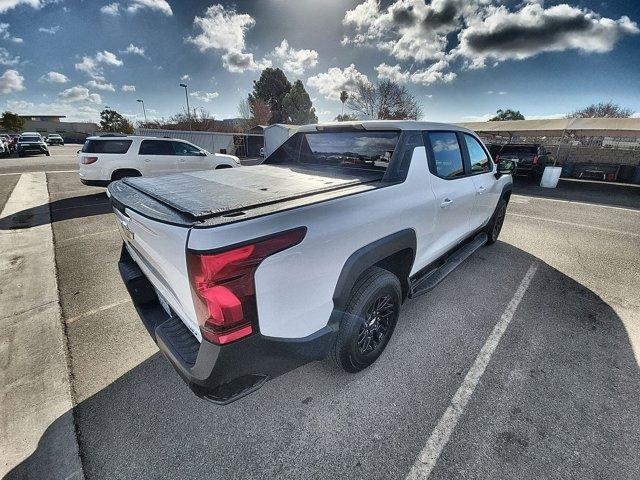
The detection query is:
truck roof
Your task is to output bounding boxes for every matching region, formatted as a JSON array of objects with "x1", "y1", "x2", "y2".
[{"x1": 296, "y1": 120, "x2": 476, "y2": 135}]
